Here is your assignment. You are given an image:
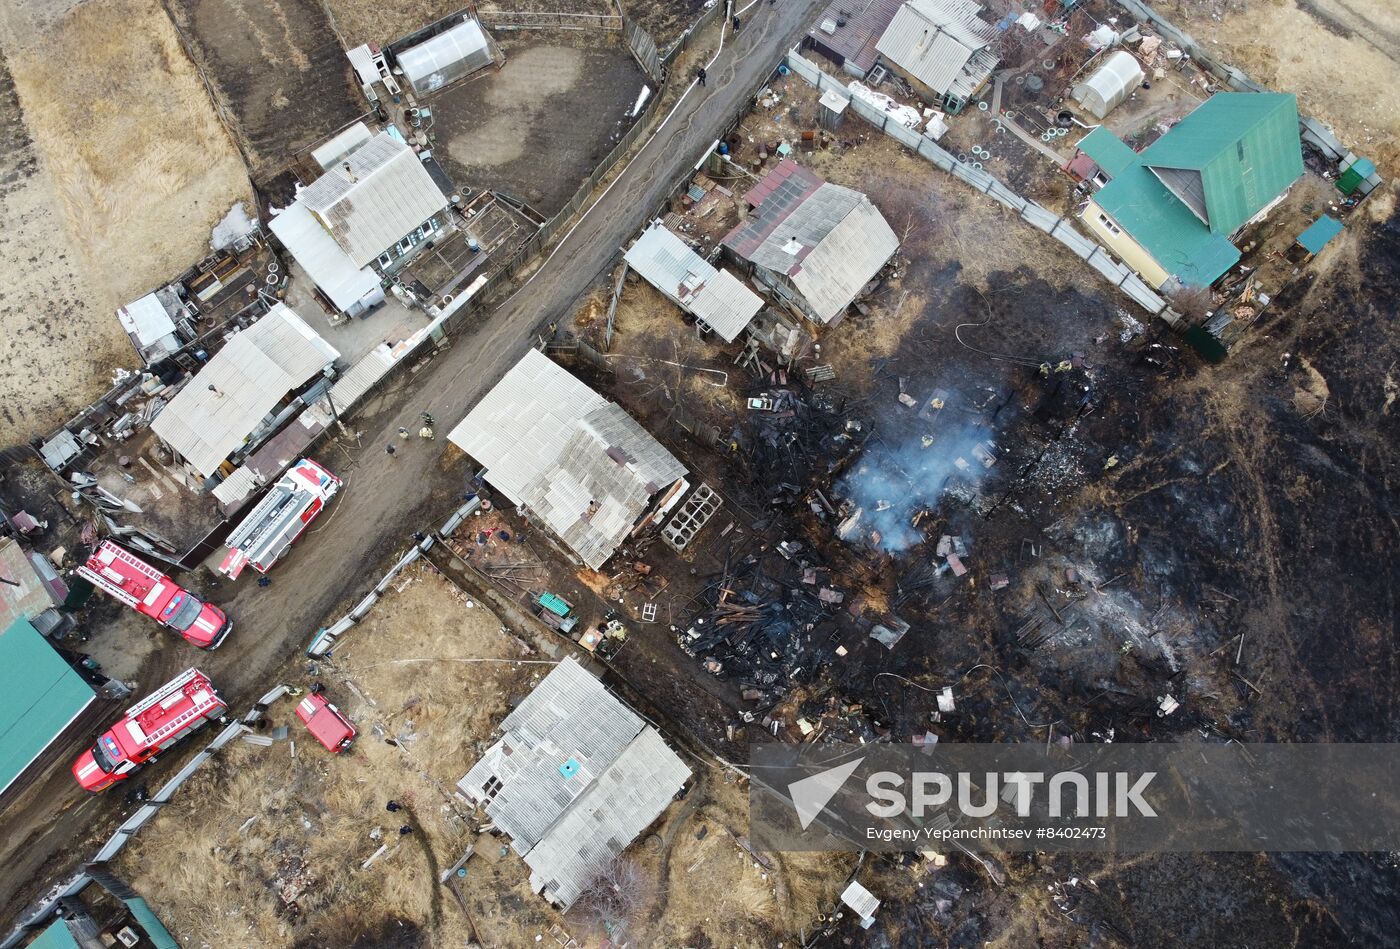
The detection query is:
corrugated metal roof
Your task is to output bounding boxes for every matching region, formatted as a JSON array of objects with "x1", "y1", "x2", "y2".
[
  {"x1": 946, "y1": 45, "x2": 997, "y2": 102},
  {"x1": 522, "y1": 404, "x2": 687, "y2": 569},
  {"x1": 447, "y1": 349, "x2": 608, "y2": 505},
  {"x1": 689, "y1": 270, "x2": 764, "y2": 340},
  {"x1": 1297, "y1": 214, "x2": 1343, "y2": 254},
  {"x1": 1077, "y1": 126, "x2": 1138, "y2": 178},
  {"x1": 0, "y1": 618, "x2": 96, "y2": 796},
  {"x1": 624, "y1": 223, "x2": 762, "y2": 341},
  {"x1": 123, "y1": 897, "x2": 179, "y2": 949},
  {"x1": 346, "y1": 44, "x2": 381, "y2": 86},
  {"x1": 268, "y1": 202, "x2": 383, "y2": 312},
  {"x1": 808, "y1": 0, "x2": 904, "y2": 74},
  {"x1": 300, "y1": 132, "x2": 449, "y2": 267},
  {"x1": 0, "y1": 538, "x2": 66, "y2": 633},
  {"x1": 725, "y1": 170, "x2": 899, "y2": 325},
  {"x1": 460, "y1": 658, "x2": 643, "y2": 849},
  {"x1": 526, "y1": 726, "x2": 691, "y2": 908},
  {"x1": 151, "y1": 304, "x2": 339, "y2": 477},
  {"x1": 212, "y1": 465, "x2": 263, "y2": 507},
  {"x1": 1087, "y1": 94, "x2": 1300, "y2": 288},
  {"x1": 450, "y1": 352, "x2": 684, "y2": 569},
  {"x1": 1139, "y1": 92, "x2": 1303, "y2": 235},
  {"x1": 311, "y1": 121, "x2": 373, "y2": 170},
  {"x1": 27, "y1": 920, "x2": 81, "y2": 949},
  {"x1": 328, "y1": 343, "x2": 395, "y2": 410},
  {"x1": 398, "y1": 18, "x2": 493, "y2": 95},
  {"x1": 449, "y1": 351, "x2": 686, "y2": 570},
  {"x1": 875, "y1": 0, "x2": 996, "y2": 96},
  {"x1": 116, "y1": 292, "x2": 177, "y2": 348},
  {"x1": 790, "y1": 196, "x2": 901, "y2": 323},
  {"x1": 458, "y1": 657, "x2": 689, "y2": 910}
]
